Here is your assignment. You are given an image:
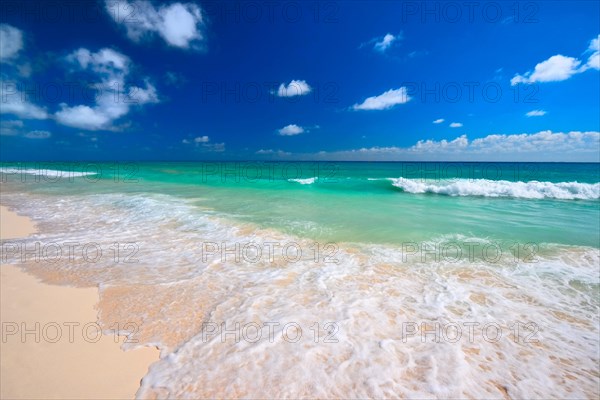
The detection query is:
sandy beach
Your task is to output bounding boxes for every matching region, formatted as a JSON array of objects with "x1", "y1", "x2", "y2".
[{"x1": 0, "y1": 205, "x2": 159, "y2": 399}]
